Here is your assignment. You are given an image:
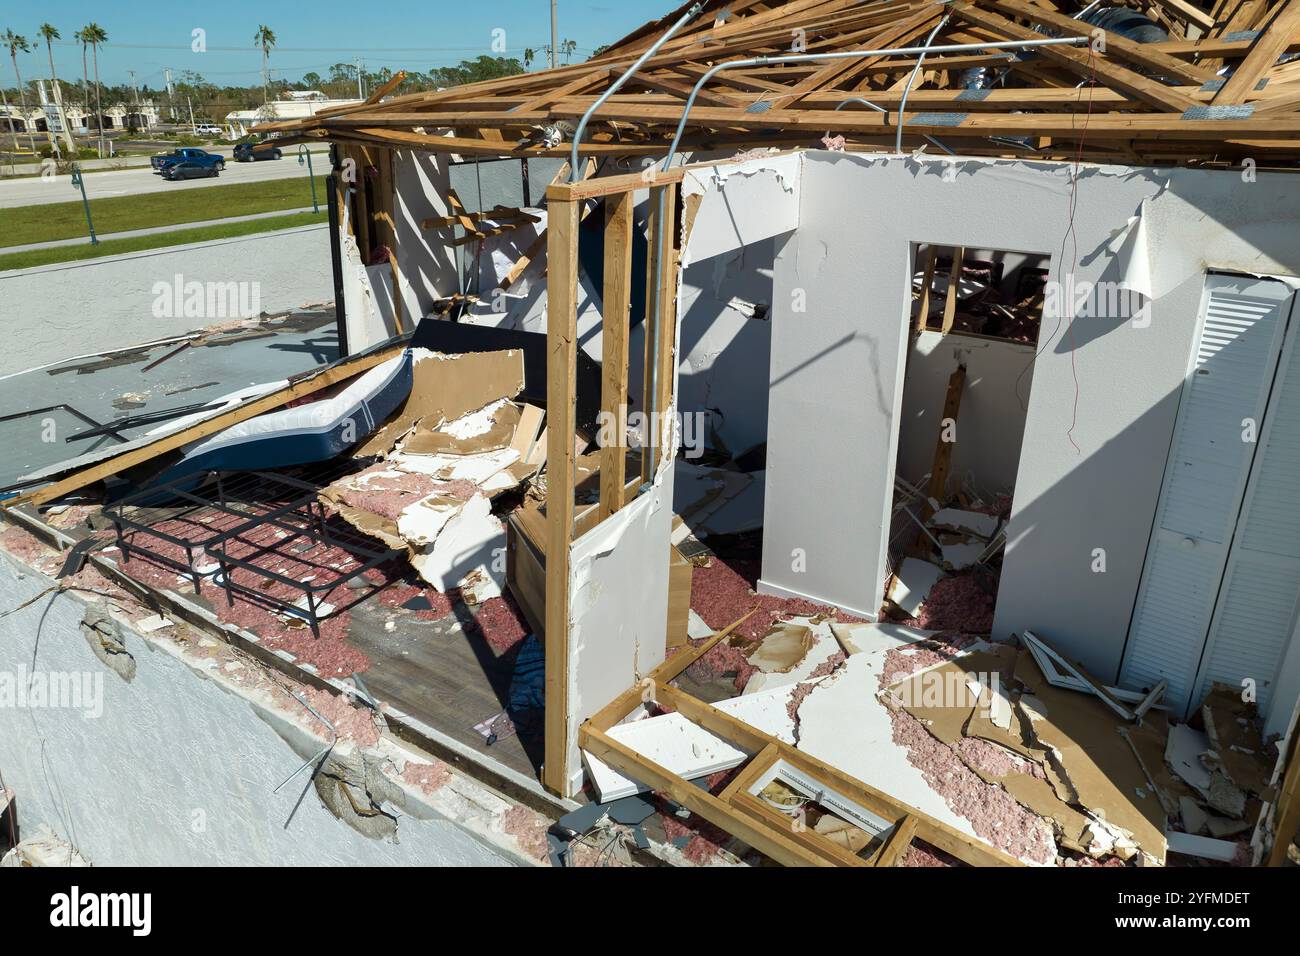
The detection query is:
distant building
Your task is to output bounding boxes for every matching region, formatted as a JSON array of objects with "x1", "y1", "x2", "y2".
[{"x1": 224, "y1": 91, "x2": 361, "y2": 138}]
